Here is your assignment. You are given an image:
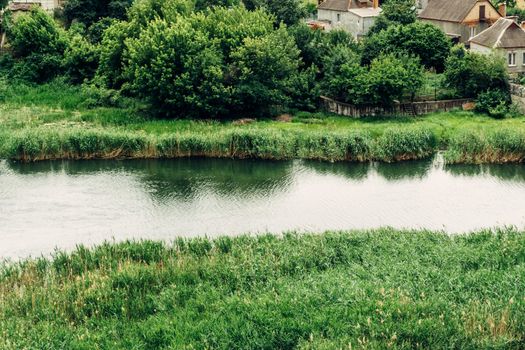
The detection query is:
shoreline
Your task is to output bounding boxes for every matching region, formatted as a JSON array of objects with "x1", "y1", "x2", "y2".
[{"x1": 1, "y1": 126, "x2": 524, "y2": 164}]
